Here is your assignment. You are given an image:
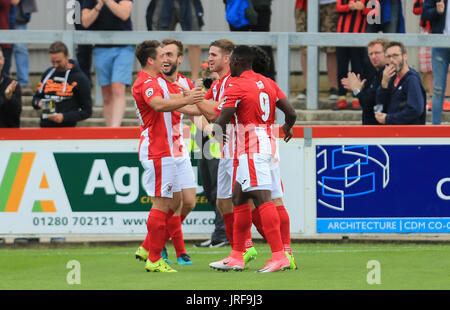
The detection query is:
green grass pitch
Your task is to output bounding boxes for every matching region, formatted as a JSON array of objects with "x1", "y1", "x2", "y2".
[{"x1": 1, "y1": 242, "x2": 449, "y2": 290}]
